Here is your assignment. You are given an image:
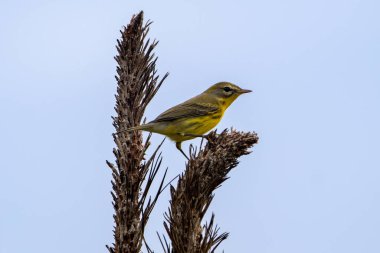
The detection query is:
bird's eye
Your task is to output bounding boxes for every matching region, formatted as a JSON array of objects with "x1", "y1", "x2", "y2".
[{"x1": 223, "y1": 86, "x2": 232, "y2": 92}]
